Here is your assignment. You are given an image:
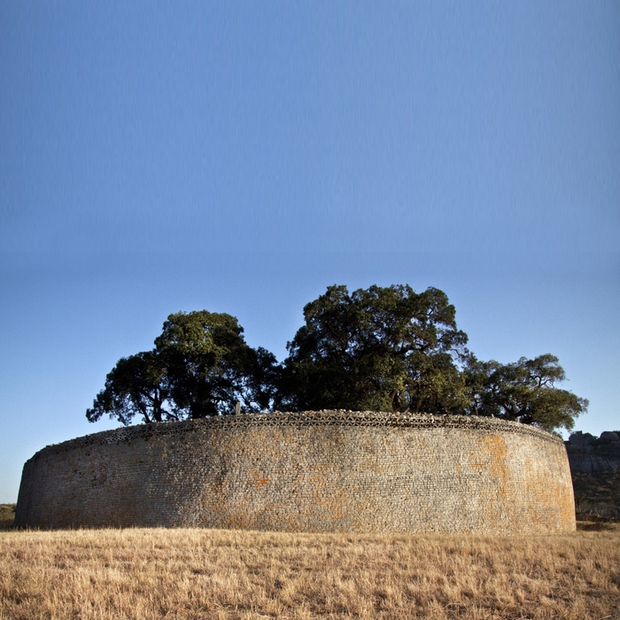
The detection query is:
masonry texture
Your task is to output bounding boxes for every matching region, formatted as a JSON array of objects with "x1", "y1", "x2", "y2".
[{"x1": 15, "y1": 411, "x2": 575, "y2": 534}]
